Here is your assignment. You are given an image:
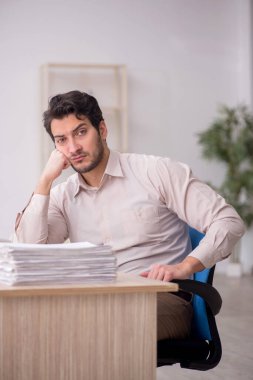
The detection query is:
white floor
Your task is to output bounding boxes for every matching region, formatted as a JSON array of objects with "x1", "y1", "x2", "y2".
[{"x1": 157, "y1": 274, "x2": 253, "y2": 380}]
